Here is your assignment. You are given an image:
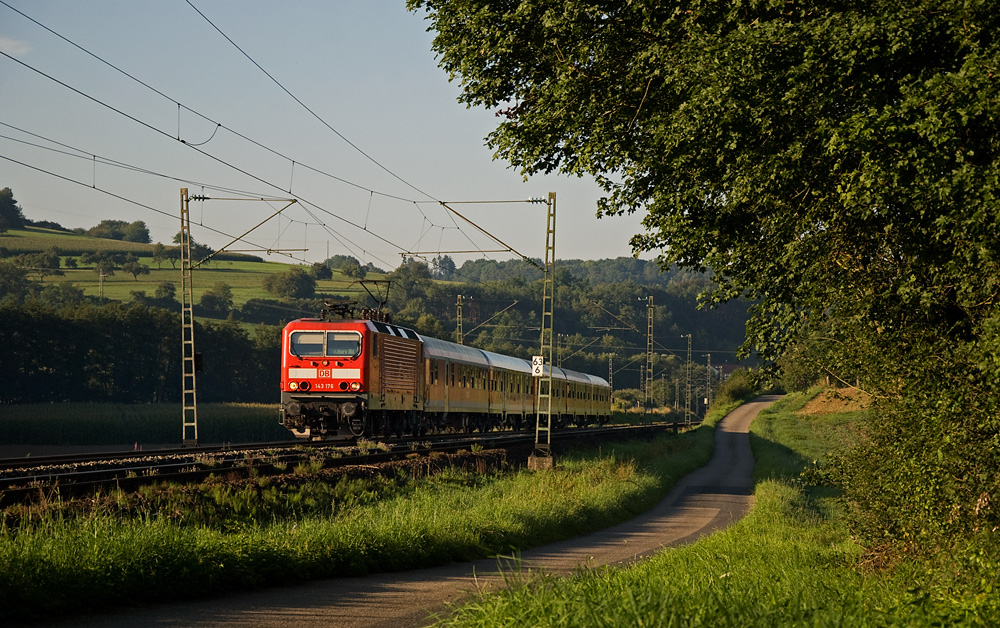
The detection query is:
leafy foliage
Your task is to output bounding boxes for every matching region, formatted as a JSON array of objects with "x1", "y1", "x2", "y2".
[
  {"x1": 0, "y1": 187, "x2": 26, "y2": 231},
  {"x1": 263, "y1": 266, "x2": 317, "y2": 299},
  {"x1": 410, "y1": 0, "x2": 1000, "y2": 550},
  {"x1": 0, "y1": 300, "x2": 278, "y2": 404},
  {"x1": 86, "y1": 219, "x2": 151, "y2": 243},
  {"x1": 197, "y1": 282, "x2": 234, "y2": 317}
]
